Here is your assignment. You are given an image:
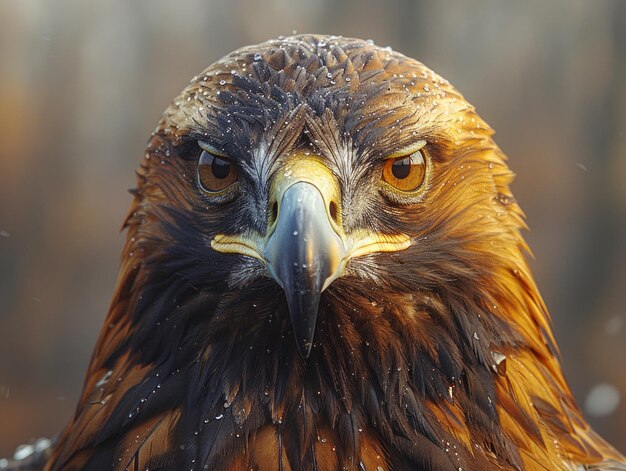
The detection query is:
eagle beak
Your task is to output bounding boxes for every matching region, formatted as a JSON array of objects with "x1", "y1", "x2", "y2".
[
  {"x1": 263, "y1": 180, "x2": 345, "y2": 357},
  {"x1": 211, "y1": 155, "x2": 411, "y2": 357}
]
